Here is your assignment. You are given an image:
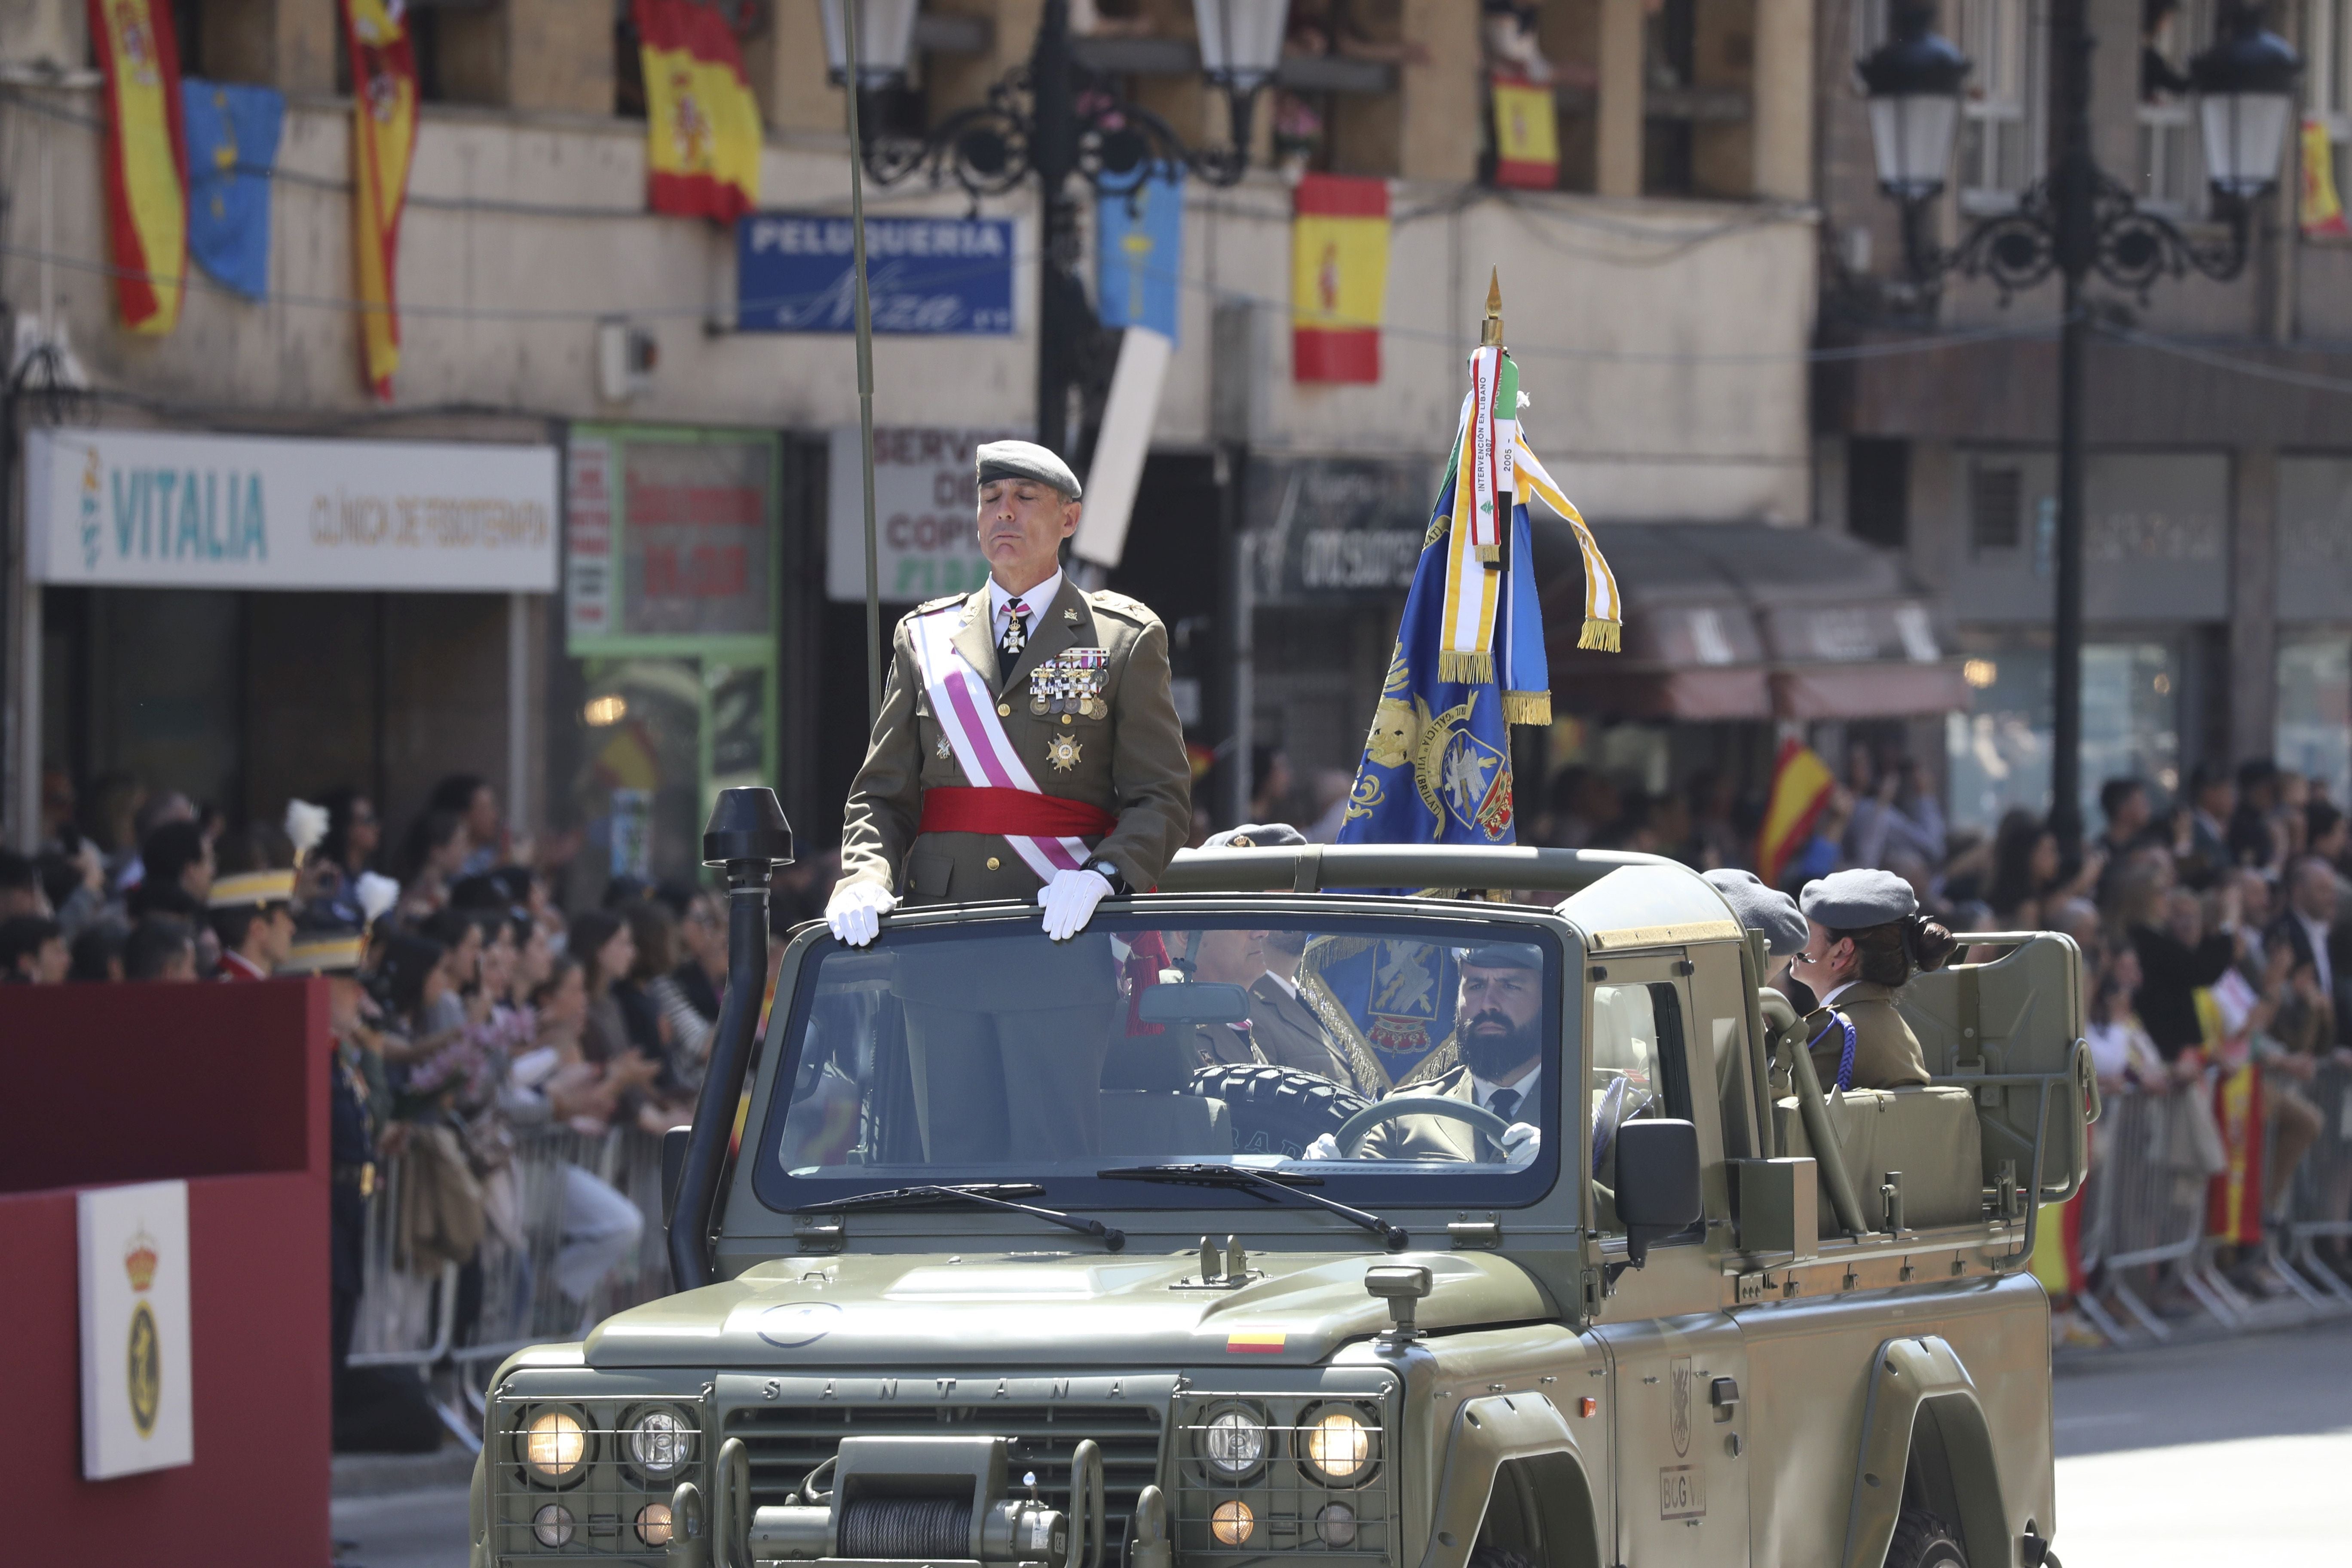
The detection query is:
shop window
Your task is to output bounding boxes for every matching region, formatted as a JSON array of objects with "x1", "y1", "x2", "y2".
[
  {"x1": 2312, "y1": 0, "x2": 2352, "y2": 202},
  {"x1": 1969, "y1": 465, "x2": 2024, "y2": 554},
  {"x1": 1955, "y1": 0, "x2": 2043, "y2": 215},
  {"x1": 1946, "y1": 640, "x2": 2180, "y2": 834},
  {"x1": 2278, "y1": 634, "x2": 2352, "y2": 808},
  {"x1": 561, "y1": 427, "x2": 782, "y2": 906}
]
